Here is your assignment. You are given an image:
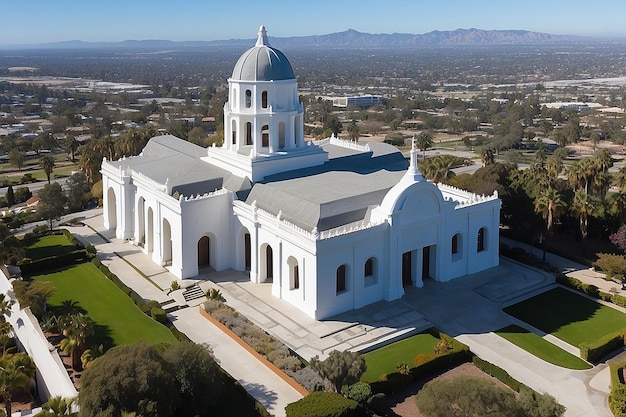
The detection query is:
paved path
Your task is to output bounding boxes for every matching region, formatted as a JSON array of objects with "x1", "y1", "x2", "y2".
[{"x1": 70, "y1": 209, "x2": 621, "y2": 417}]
